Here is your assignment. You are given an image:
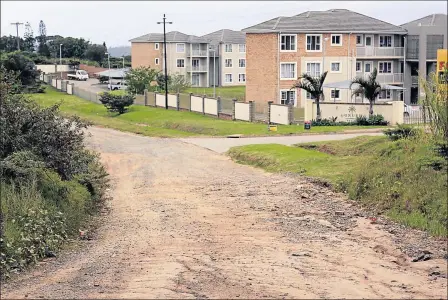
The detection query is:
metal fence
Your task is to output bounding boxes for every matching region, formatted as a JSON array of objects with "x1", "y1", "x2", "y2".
[{"x1": 403, "y1": 109, "x2": 432, "y2": 124}]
